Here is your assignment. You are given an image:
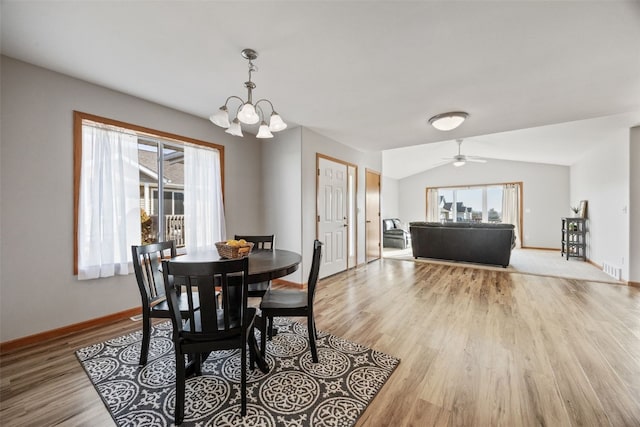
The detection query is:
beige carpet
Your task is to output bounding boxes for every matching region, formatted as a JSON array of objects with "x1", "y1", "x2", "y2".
[{"x1": 383, "y1": 247, "x2": 622, "y2": 284}]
